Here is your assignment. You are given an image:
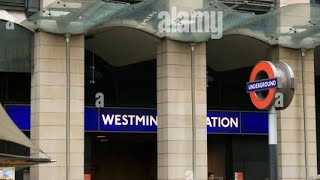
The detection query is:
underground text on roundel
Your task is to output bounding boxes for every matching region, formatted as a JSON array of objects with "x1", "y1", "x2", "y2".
[{"x1": 247, "y1": 78, "x2": 278, "y2": 92}]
